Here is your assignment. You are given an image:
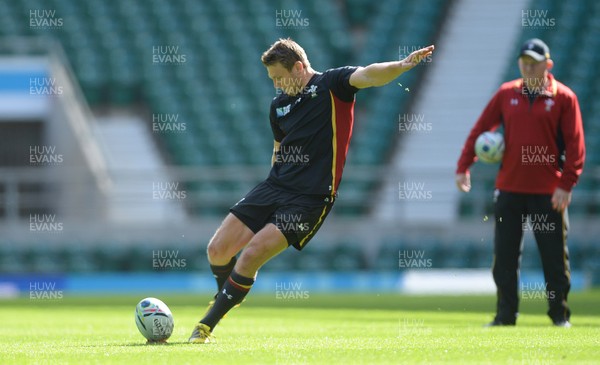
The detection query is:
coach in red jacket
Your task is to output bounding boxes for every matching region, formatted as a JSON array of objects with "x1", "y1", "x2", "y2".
[{"x1": 456, "y1": 38, "x2": 585, "y2": 327}]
